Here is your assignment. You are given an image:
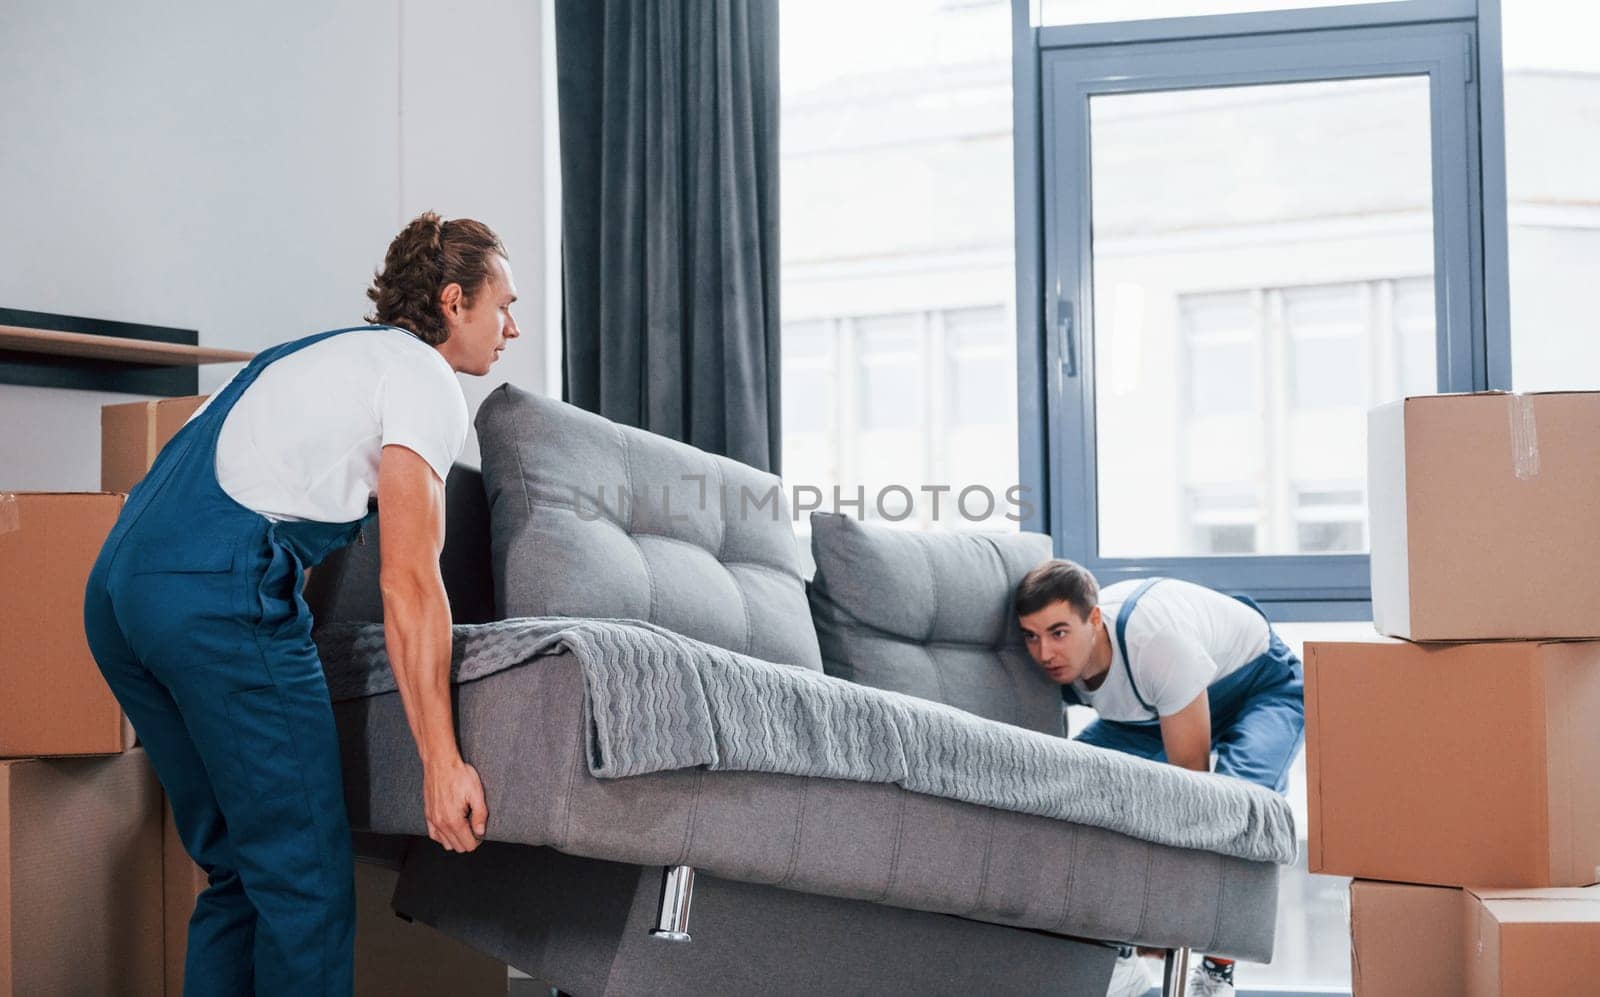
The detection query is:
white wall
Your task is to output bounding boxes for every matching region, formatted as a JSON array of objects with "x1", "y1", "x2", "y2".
[{"x1": 0, "y1": 0, "x2": 550, "y2": 490}]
